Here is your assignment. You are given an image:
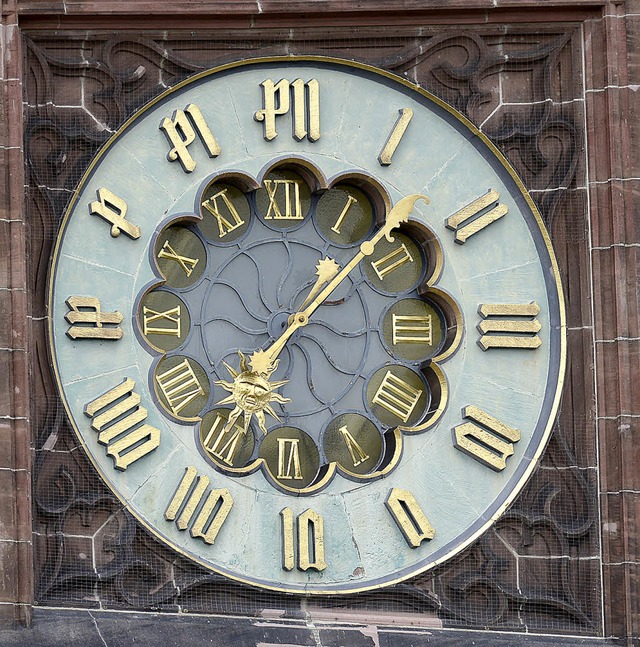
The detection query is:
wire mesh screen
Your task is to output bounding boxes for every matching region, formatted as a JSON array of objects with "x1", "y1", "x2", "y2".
[{"x1": 25, "y1": 25, "x2": 600, "y2": 636}]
